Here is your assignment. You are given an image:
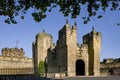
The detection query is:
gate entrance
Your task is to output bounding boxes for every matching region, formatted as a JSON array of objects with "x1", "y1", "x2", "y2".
[{"x1": 76, "y1": 59, "x2": 85, "y2": 76}]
